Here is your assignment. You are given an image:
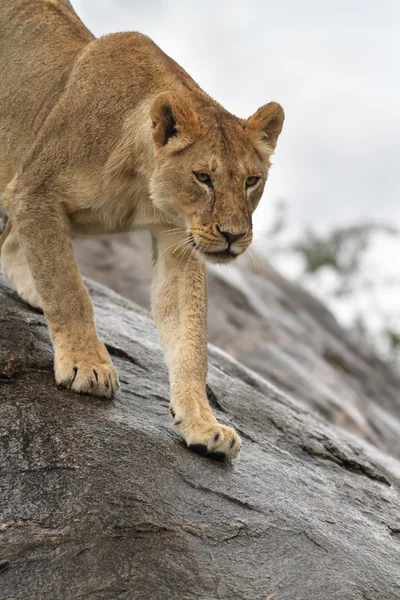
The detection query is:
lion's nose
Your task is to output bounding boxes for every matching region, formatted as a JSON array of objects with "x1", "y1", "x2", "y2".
[{"x1": 216, "y1": 225, "x2": 247, "y2": 245}]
